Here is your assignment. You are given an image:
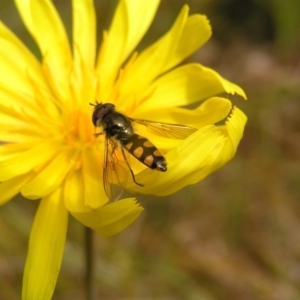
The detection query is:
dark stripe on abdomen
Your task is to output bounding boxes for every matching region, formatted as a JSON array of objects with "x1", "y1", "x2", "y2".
[{"x1": 122, "y1": 134, "x2": 167, "y2": 171}]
